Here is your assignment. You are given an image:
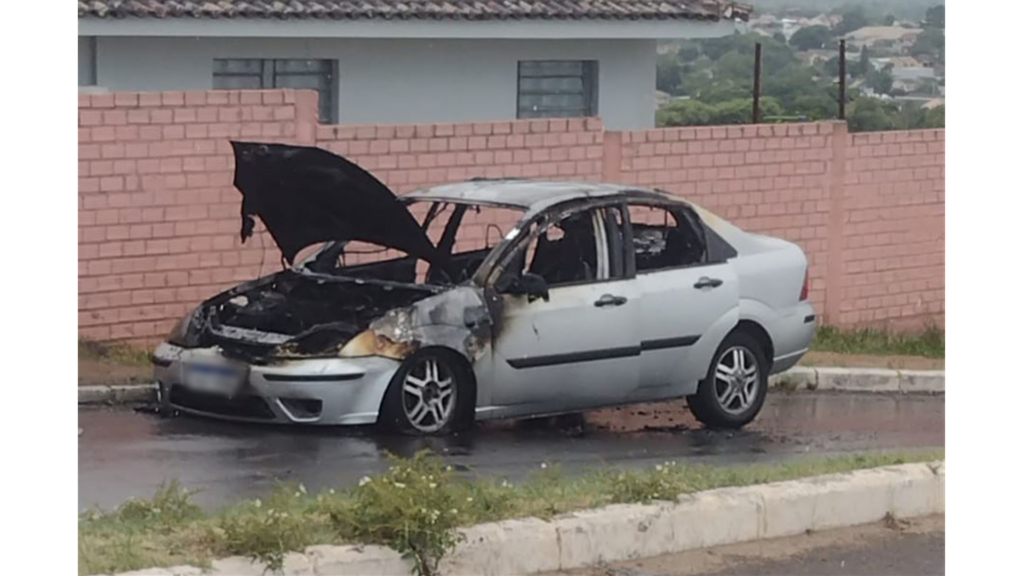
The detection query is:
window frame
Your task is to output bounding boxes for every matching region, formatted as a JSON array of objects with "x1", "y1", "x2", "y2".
[
  {"x1": 516, "y1": 60, "x2": 599, "y2": 119},
  {"x1": 623, "y1": 200, "x2": 715, "y2": 275},
  {"x1": 212, "y1": 58, "x2": 338, "y2": 123},
  {"x1": 488, "y1": 200, "x2": 630, "y2": 292}
]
